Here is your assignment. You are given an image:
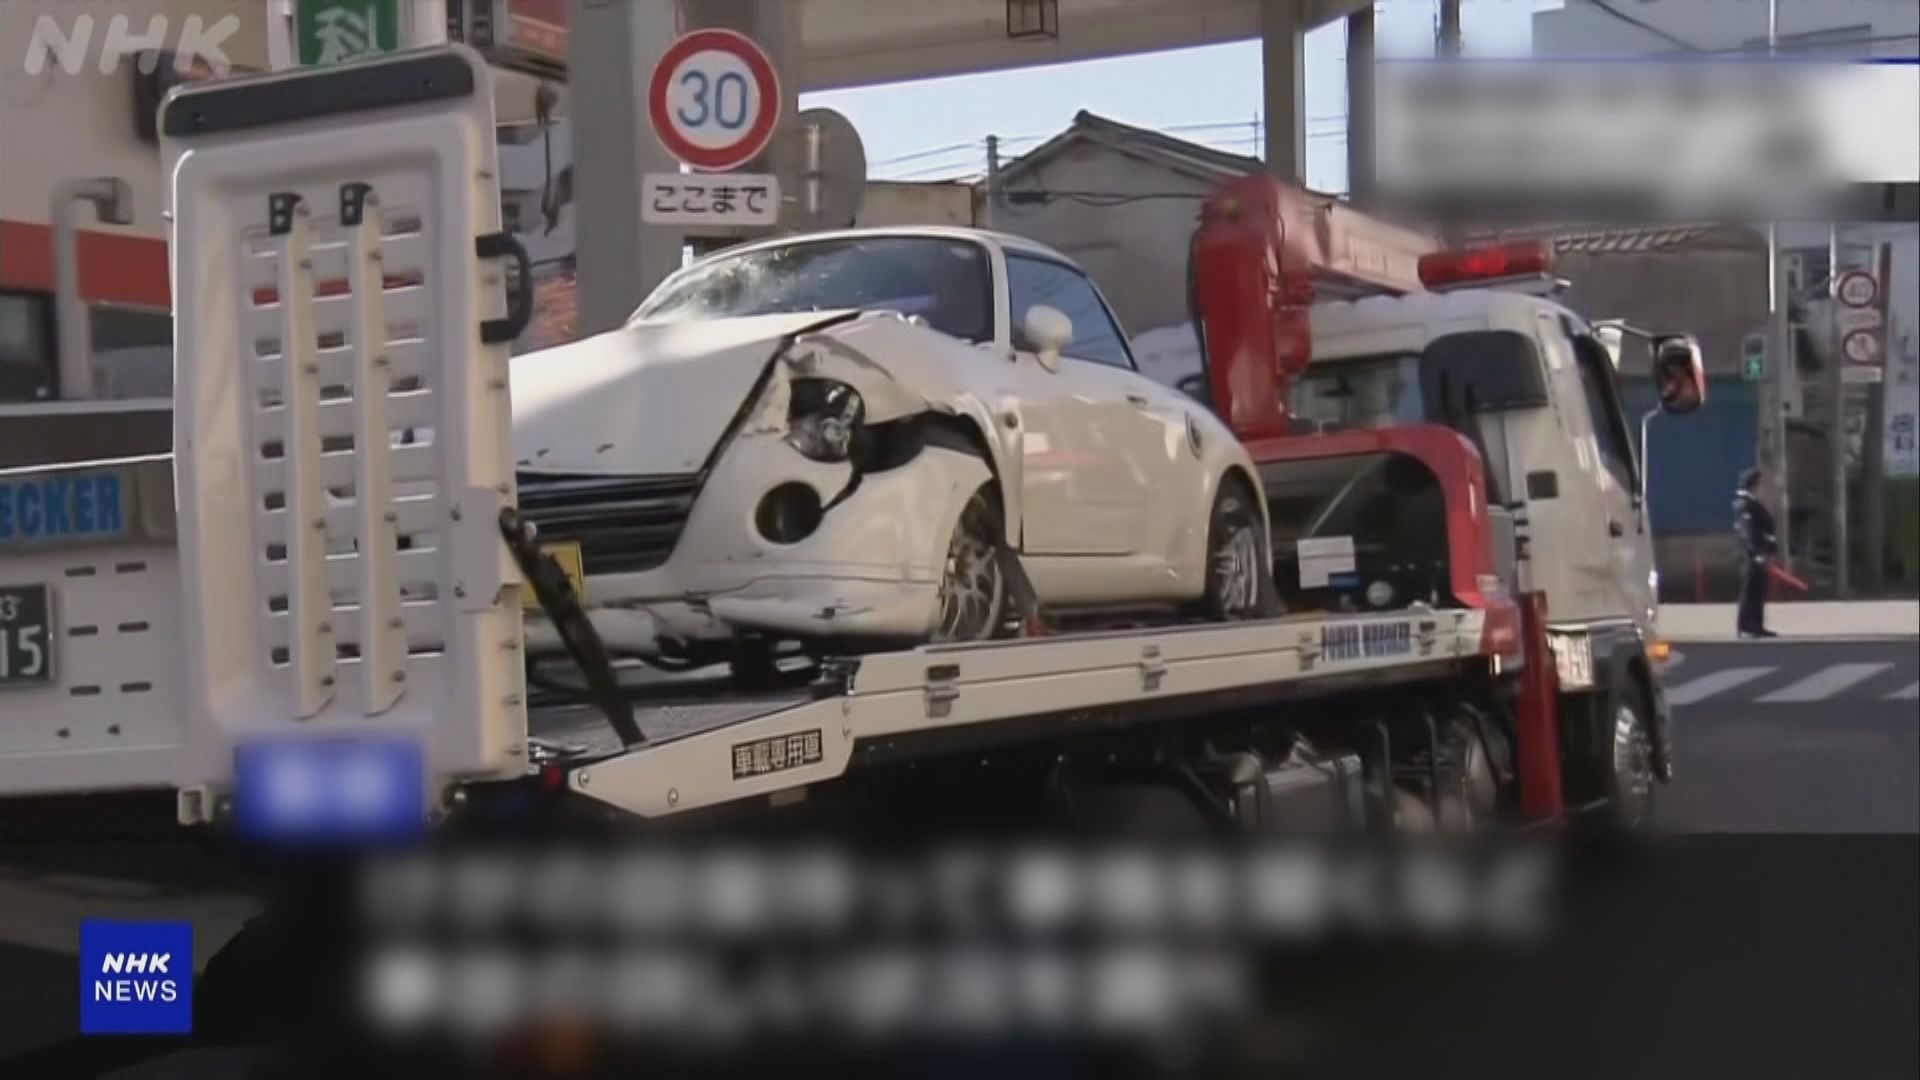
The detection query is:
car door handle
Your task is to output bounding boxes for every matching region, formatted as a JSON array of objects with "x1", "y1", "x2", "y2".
[
  {"x1": 1608, "y1": 519, "x2": 1625, "y2": 537},
  {"x1": 1125, "y1": 394, "x2": 1152, "y2": 408}
]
